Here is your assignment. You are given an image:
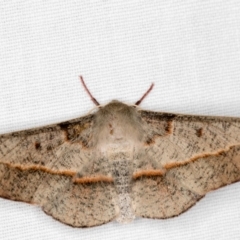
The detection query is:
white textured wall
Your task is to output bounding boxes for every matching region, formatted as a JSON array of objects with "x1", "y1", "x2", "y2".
[{"x1": 0, "y1": 1, "x2": 240, "y2": 240}]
